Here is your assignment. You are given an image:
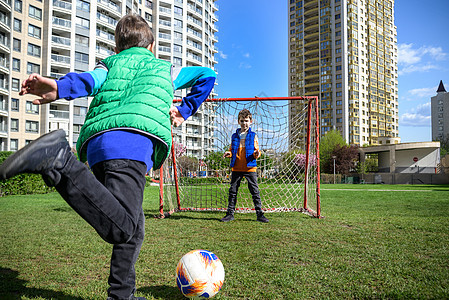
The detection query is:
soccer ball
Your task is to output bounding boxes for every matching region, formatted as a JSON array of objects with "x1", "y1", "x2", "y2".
[{"x1": 176, "y1": 249, "x2": 225, "y2": 298}]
